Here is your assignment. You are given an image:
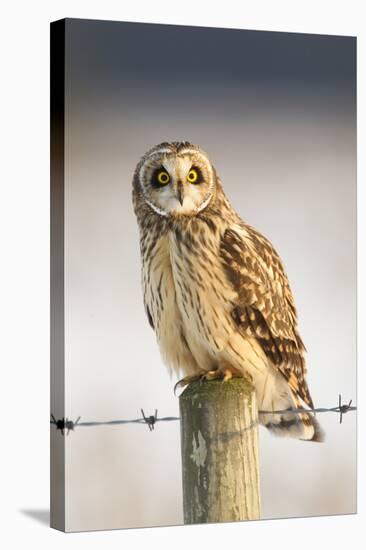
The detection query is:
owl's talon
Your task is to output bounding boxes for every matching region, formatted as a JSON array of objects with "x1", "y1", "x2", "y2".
[
  {"x1": 203, "y1": 370, "x2": 220, "y2": 381},
  {"x1": 174, "y1": 373, "x2": 206, "y2": 395},
  {"x1": 223, "y1": 370, "x2": 233, "y2": 382}
]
